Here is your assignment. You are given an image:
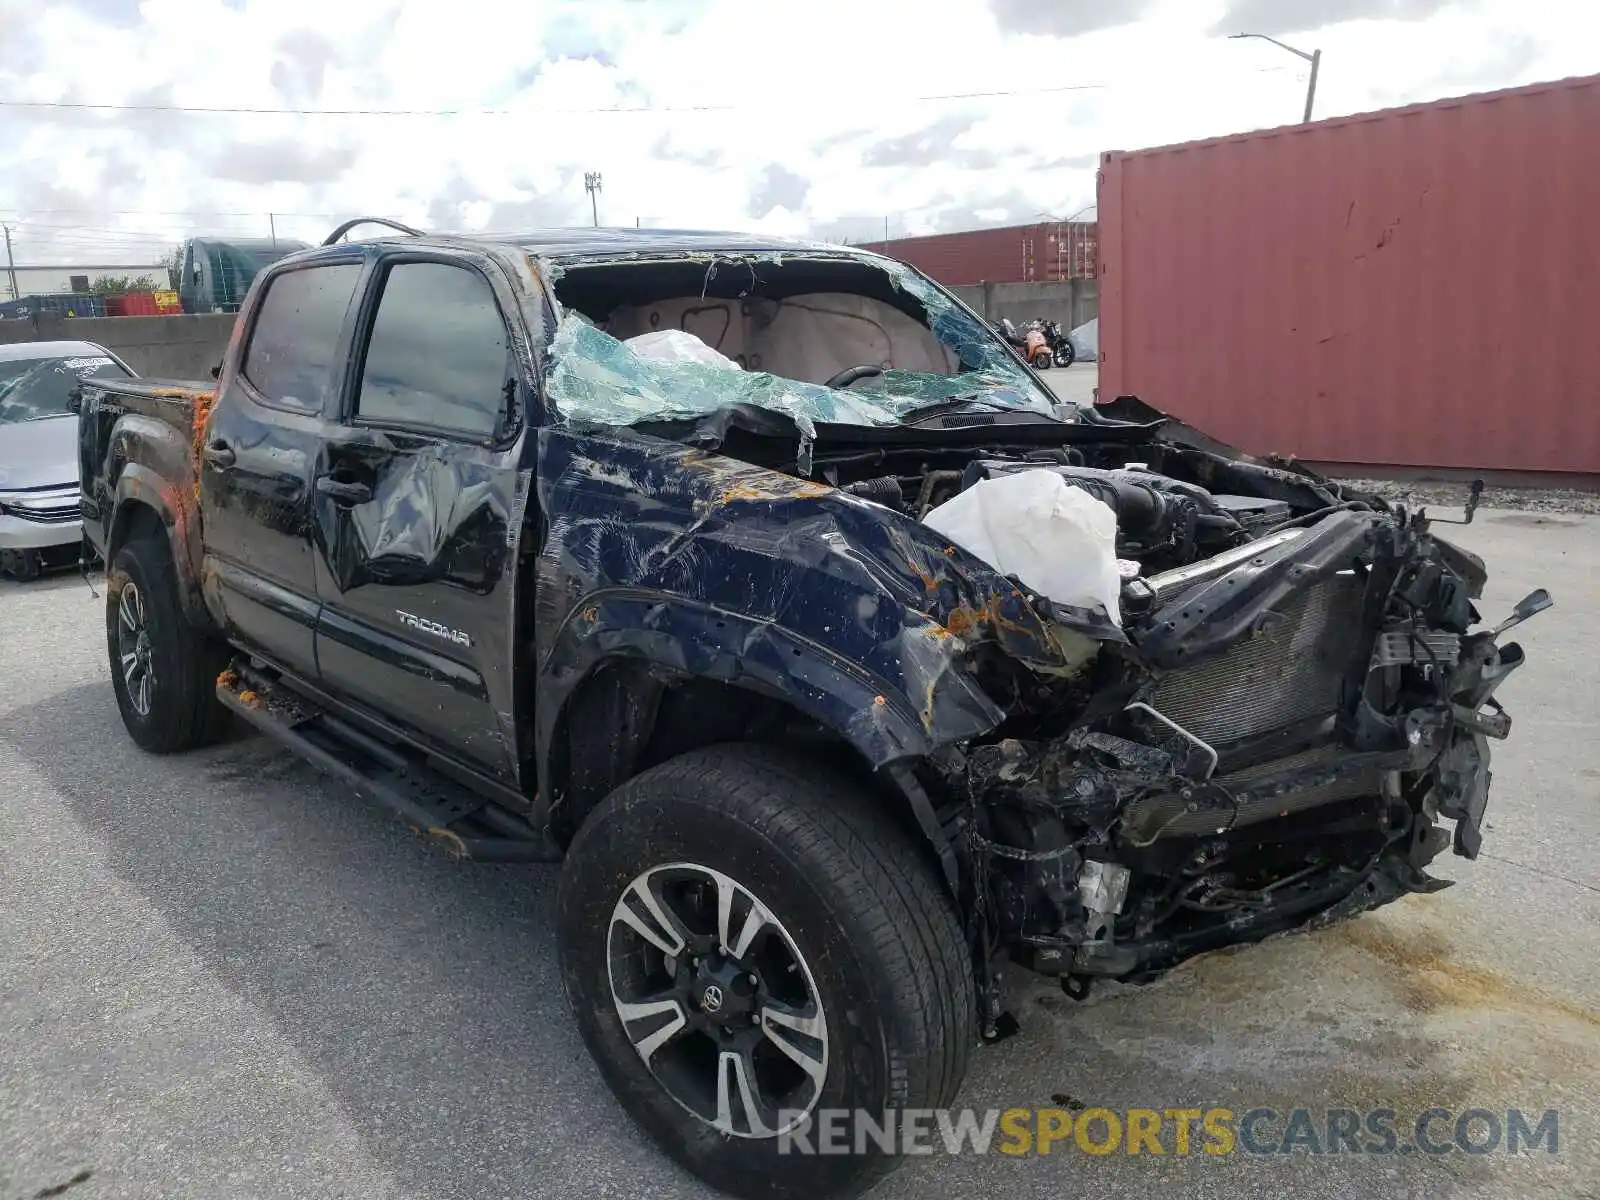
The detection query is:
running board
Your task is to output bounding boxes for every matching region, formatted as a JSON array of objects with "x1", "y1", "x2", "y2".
[{"x1": 216, "y1": 666, "x2": 562, "y2": 863}]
